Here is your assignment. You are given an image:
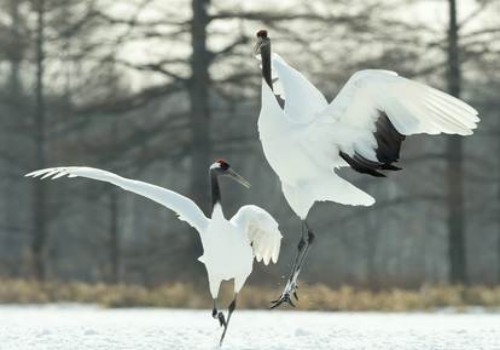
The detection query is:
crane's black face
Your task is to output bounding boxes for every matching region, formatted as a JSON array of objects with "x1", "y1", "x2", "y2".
[
  {"x1": 210, "y1": 160, "x2": 251, "y2": 188},
  {"x1": 254, "y1": 29, "x2": 270, "y2": 55}
]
